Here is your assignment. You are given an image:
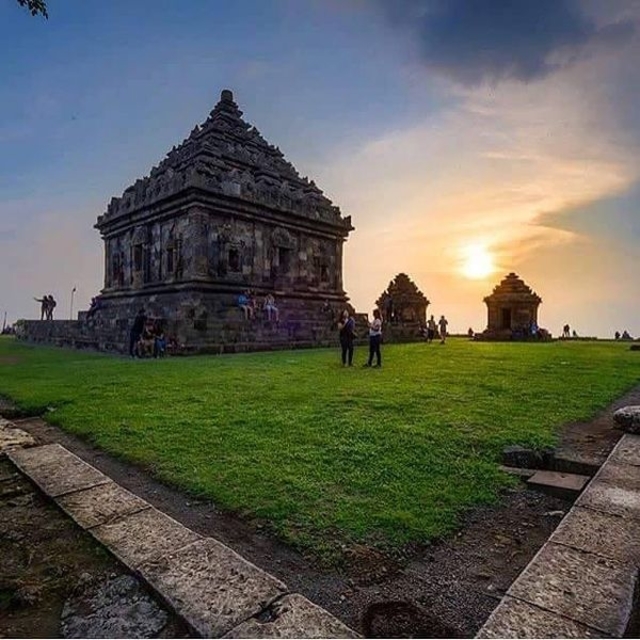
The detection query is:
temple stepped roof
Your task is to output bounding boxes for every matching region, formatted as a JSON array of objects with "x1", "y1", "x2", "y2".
[
  {"x1": 98, "y1": 89, "x2": 350, "y2": 229},
  {"x1": 484, "y1": 272, "x2": 542, "y2": 303}
]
